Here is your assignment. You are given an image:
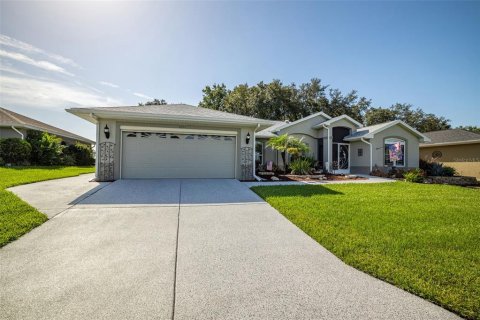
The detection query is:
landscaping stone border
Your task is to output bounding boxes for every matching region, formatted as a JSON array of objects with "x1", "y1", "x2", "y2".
[{"x1": 424, "y1": 176, "x2": 478, "y2": 186}]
